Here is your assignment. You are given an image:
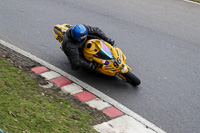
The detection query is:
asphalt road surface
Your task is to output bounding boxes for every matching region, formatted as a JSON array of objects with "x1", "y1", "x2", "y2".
[{"x1": 1, "y1": 0, "x2": 200, "y2": 133}]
